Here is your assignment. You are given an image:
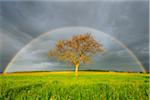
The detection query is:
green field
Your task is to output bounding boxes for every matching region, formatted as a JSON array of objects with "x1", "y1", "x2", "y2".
[{"x1": 0, "y1": 71, "x2": 149, "y2": 100}]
